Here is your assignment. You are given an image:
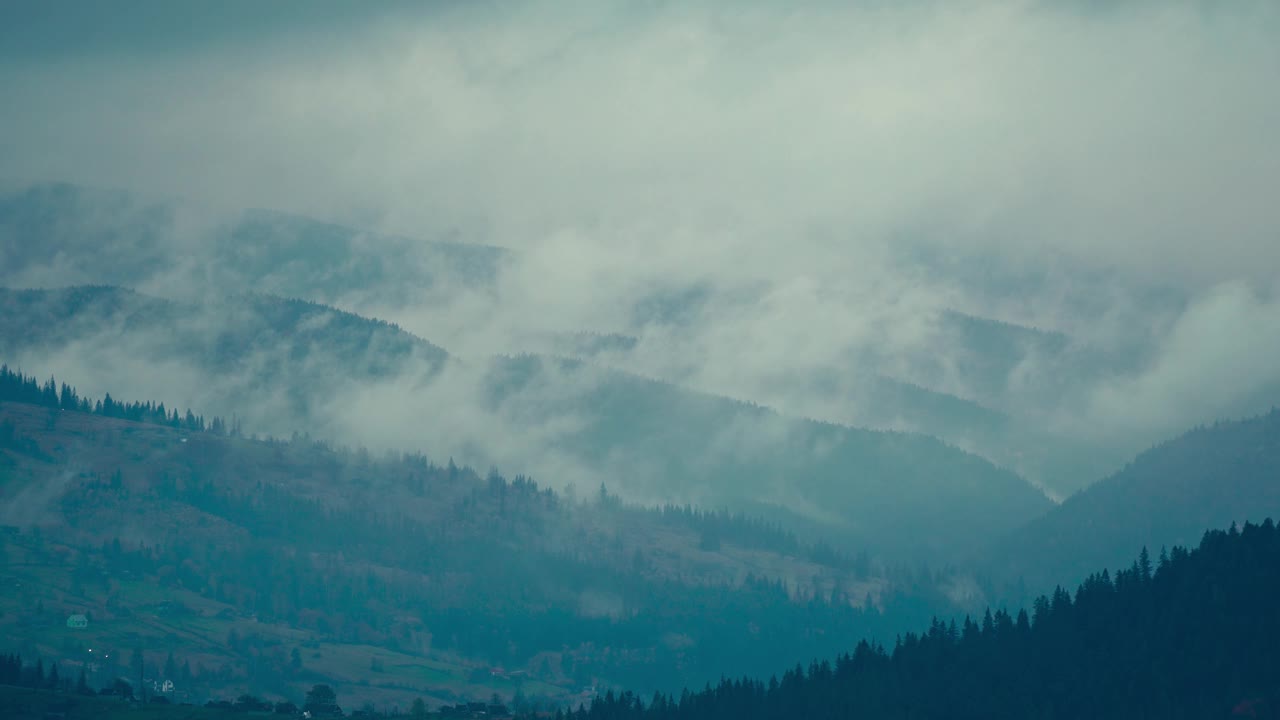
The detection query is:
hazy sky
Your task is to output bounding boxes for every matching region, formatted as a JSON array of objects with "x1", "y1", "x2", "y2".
[
  {"x1": 3, "y1": 0, "x2": 1279, "y2": 494},
  {"x1": 3, "y1": 1, "x2": 1278, "y2": 276}
]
